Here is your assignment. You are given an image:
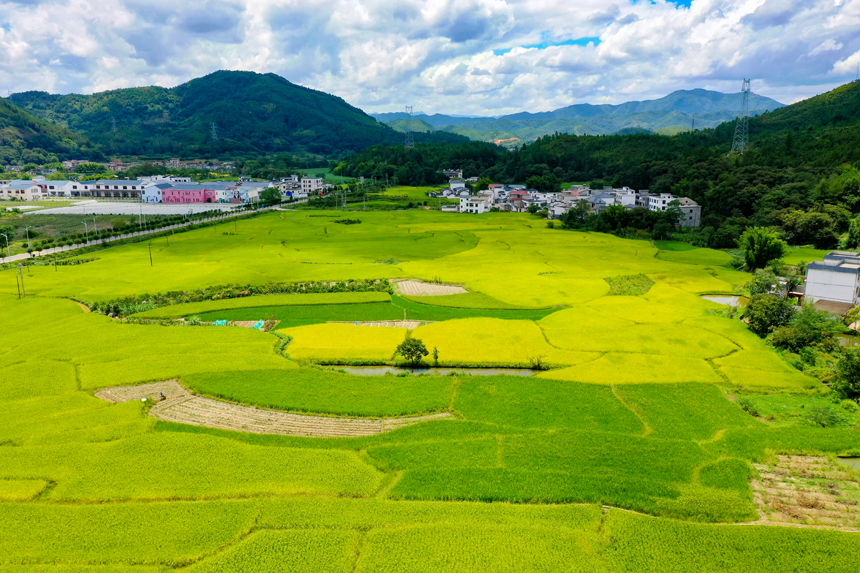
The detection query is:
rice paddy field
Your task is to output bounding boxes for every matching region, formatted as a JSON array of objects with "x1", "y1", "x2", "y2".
[{"x1": 1, "y1": 209, "x2": 858, "y2": 571}]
